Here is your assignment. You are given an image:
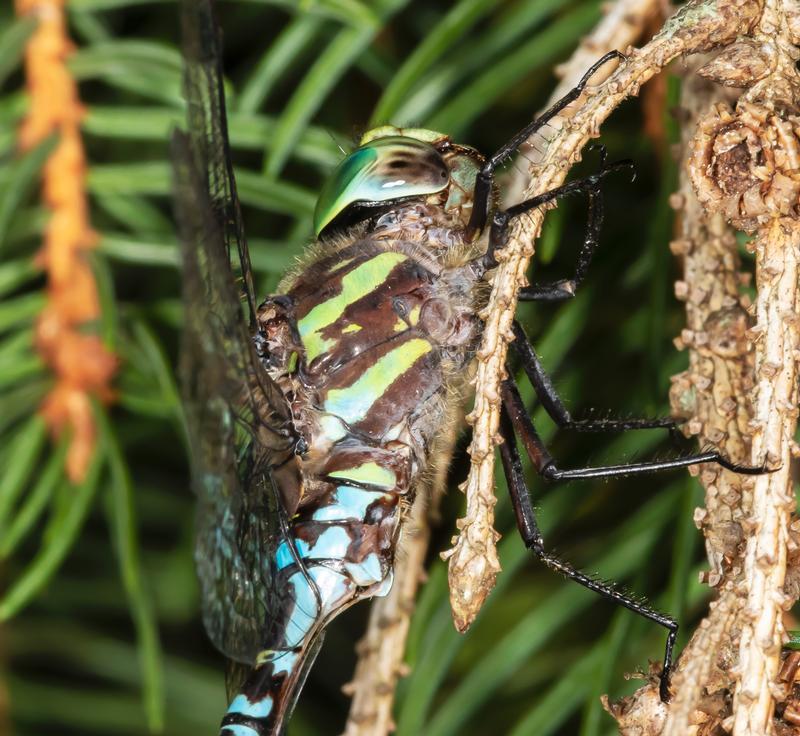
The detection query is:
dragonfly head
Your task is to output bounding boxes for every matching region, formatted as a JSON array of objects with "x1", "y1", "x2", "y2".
[{"x1": 314, "y1": 126, "x2": 483, "y2": 238}]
